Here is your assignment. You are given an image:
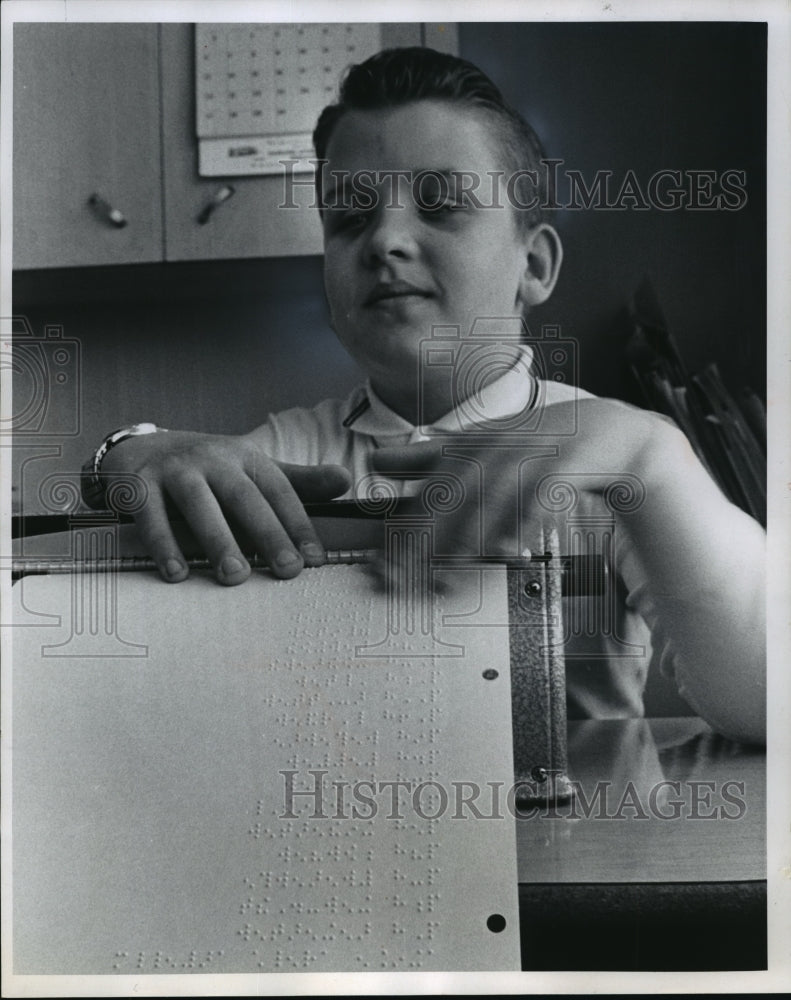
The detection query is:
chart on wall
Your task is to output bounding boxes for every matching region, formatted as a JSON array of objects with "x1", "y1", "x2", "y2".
[{"x1": 195, "y1": 24, "x2": 383, "y2": 177}]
